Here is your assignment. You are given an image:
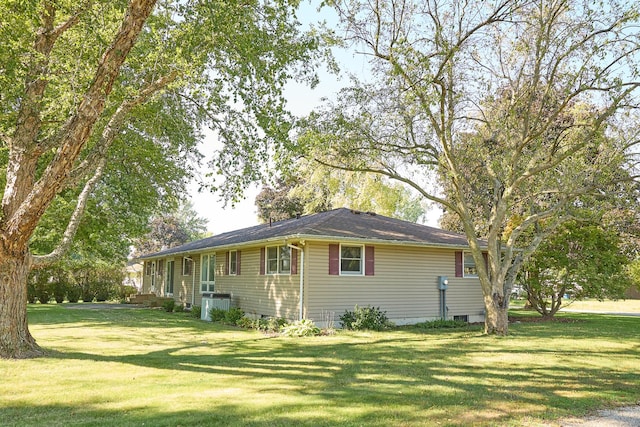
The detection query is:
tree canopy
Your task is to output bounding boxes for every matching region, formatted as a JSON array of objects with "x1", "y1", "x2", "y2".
[
  {"x1": 255, "y1": 165, "x2": 426, "y2": 223},
  {"x1": 522, "y1": 220, "x2": 632, "y2": 317},
  {"x1": 134, "y1": 201, "x2": 208, "y2": 256},
  {"x1": 0, "y1": 0, "x2": 322, "y2": 358},
  {"x1": 296, "y1": 0, "x2": 640, "y2": 334}
]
